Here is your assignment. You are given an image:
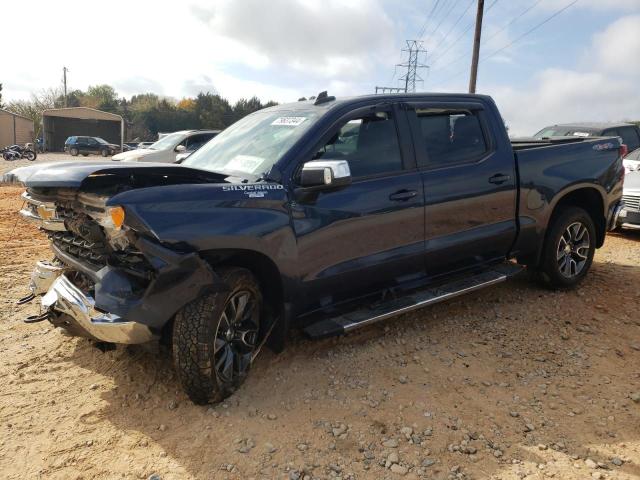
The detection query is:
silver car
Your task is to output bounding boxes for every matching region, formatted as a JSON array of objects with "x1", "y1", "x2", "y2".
[{"x1": 619, "y1": 171, "x2": 640, "y2": 229}]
